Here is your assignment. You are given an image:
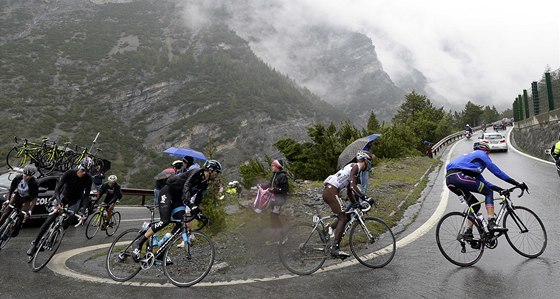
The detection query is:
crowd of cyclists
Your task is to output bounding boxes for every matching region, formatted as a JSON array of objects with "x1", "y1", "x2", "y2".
[{"x1": 0, "y1": 124, "x2": 535, "y2": 282}]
